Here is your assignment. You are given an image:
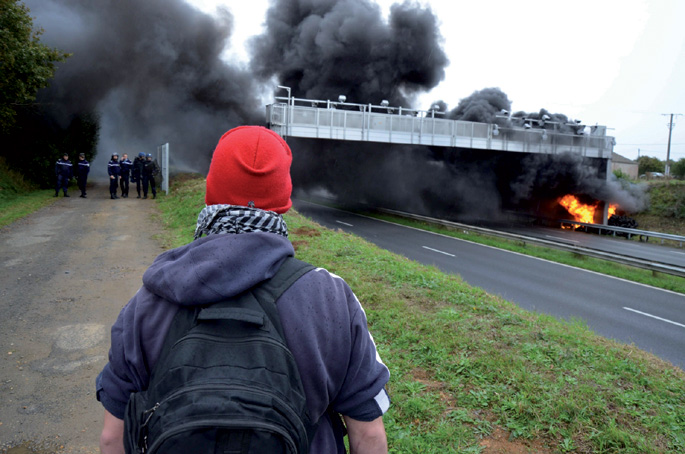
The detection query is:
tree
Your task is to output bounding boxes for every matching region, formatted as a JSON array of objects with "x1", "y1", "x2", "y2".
[
  {"x1": 672, "y1": 158, "x2": 685, "y2": 180},
  {"x1": 637, "y1": 156, "x2": 664, "y2": 175},
  {"x1": 3, "y1": 108, "x2": 99, "y2": 187},
  {"x1": 0, "y1": 0, "x2": 69, "y2": 132}
]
